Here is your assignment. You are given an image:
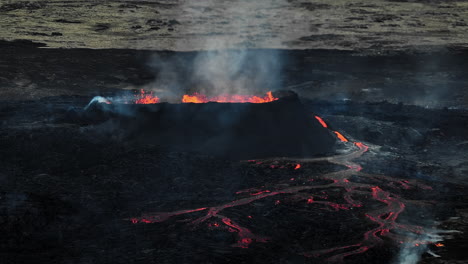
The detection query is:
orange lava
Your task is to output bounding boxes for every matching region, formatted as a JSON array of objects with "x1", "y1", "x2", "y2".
[
  {"x1": 435, "y1": 243, "x2": 445, "y2": 247},
  {"x1": 314, "y1": 115, "x2": 348, "y2": 142},
  {"x1": 181, "y1": 94, "x2": 206, "y2": 103},
  {"x1": 182, "y1": 91, "x2": 278, "y2": 103},
  {"x1": 315, "y1": 116, "x2": 328, "y2": 128},
  {"x1": 294, "y1": 164, "x2": 301, "y2": 170},
  {"x1": 334, "y1": 131, "x2": 348, "y2": 142},
  {"x1": 354, "y1": 142, "x2": 367, "y2": 149},
  {"x1": 135, "y1": 89, "x2": 160, "y2": 104}
]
